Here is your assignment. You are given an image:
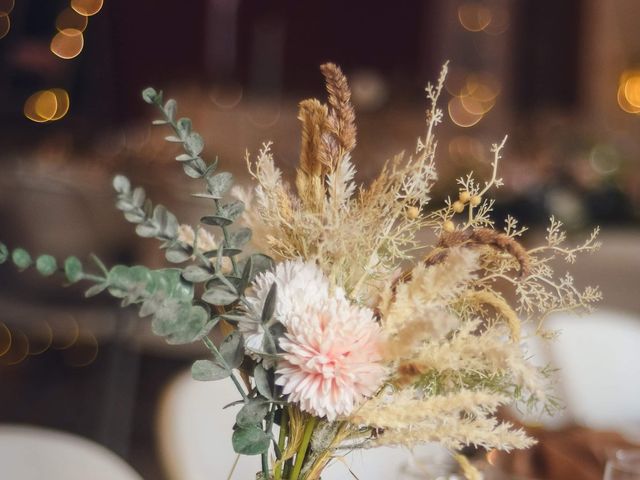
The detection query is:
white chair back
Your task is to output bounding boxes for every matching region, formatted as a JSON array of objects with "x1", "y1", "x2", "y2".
[{"x1": 0, "y1": 425, "x2": 142, "y2": 480}]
